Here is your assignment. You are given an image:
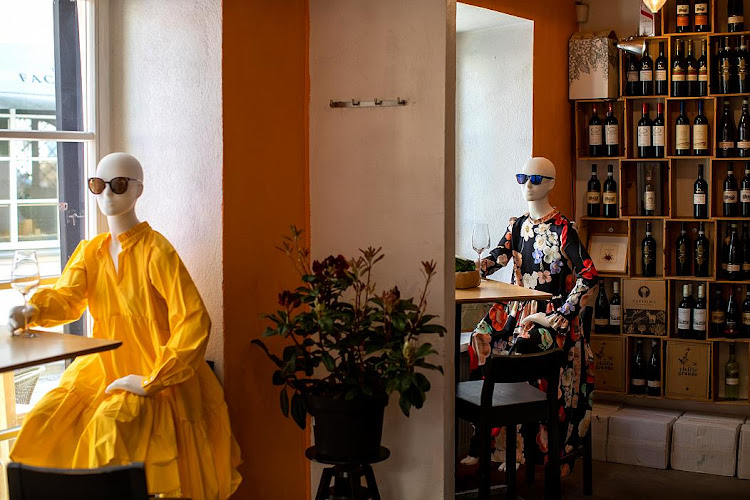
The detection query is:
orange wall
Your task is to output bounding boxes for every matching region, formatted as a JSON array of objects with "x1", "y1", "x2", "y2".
[
  {"x1": 462, "y1": 0, "x2": 578, "y2": 217},
  {"x1": 223, "y1": 1, "x2": 310, "y2": 499}
]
